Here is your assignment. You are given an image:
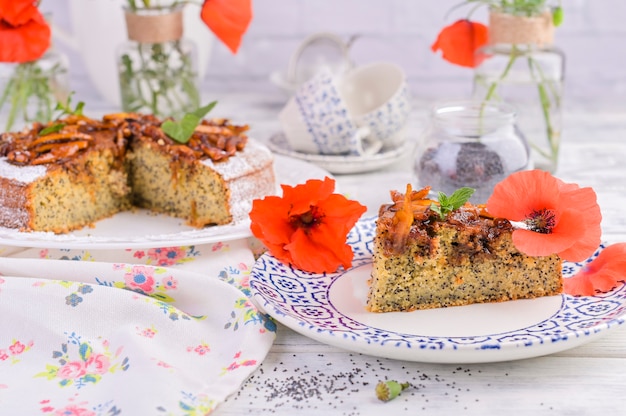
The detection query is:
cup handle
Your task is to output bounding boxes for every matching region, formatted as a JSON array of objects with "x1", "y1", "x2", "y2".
[{"x1": 353, "y1": 127, "x2": 383, "y2": 156}]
